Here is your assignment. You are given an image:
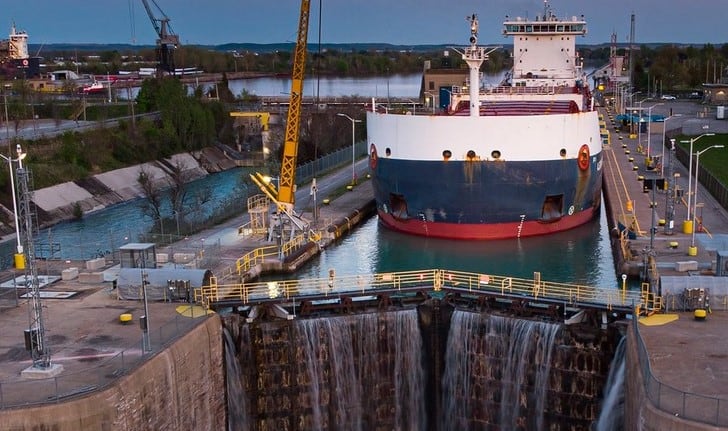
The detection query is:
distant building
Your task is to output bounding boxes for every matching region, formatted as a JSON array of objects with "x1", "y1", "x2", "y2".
[
  {"x1": 421, "y1": 56, "x2": 469, "y2": 111},
  {"x1": 702, "y1": 83, "x2": 728, "y2": 105}
]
